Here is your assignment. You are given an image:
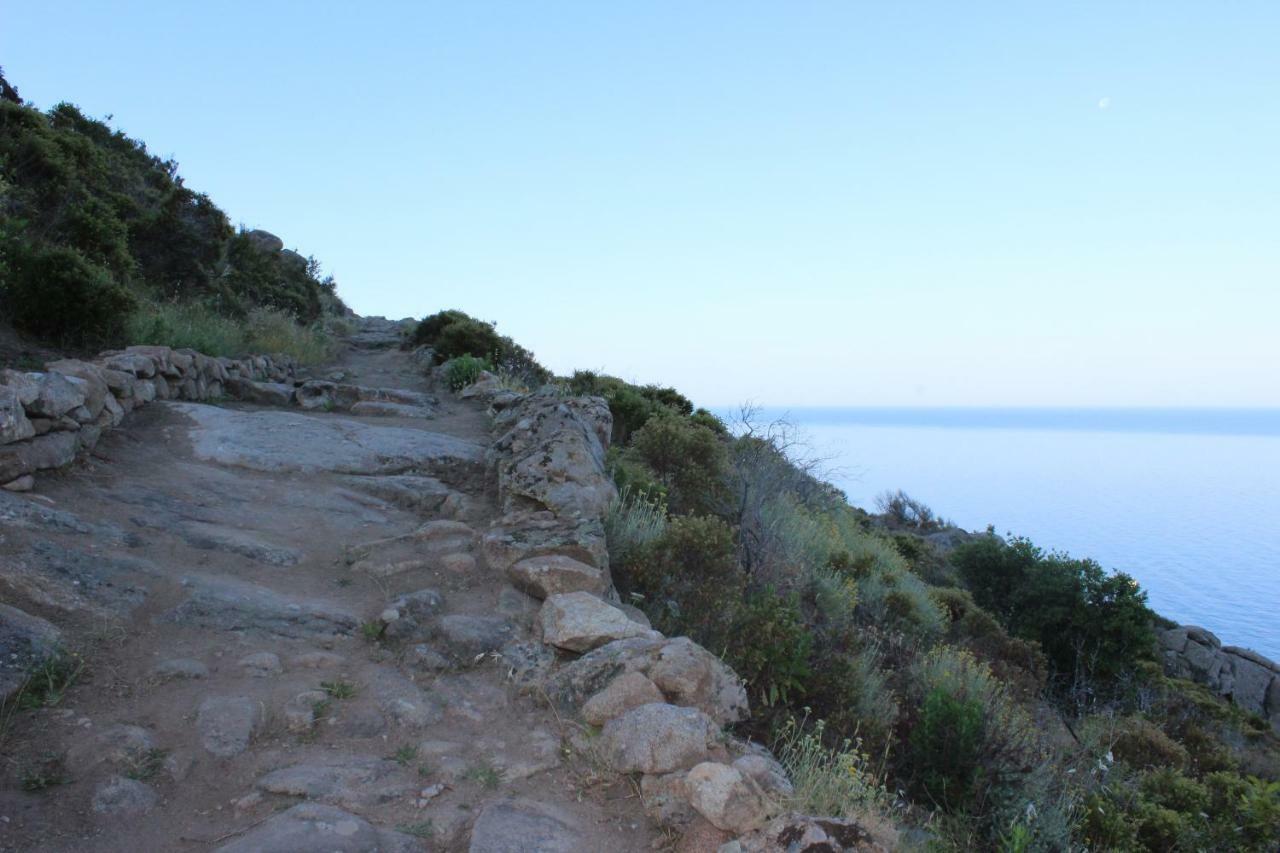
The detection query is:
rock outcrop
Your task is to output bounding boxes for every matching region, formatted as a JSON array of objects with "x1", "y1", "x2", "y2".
[{"x1": 1157, "y1": 624, "x2": 1280, "y2": 733}]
